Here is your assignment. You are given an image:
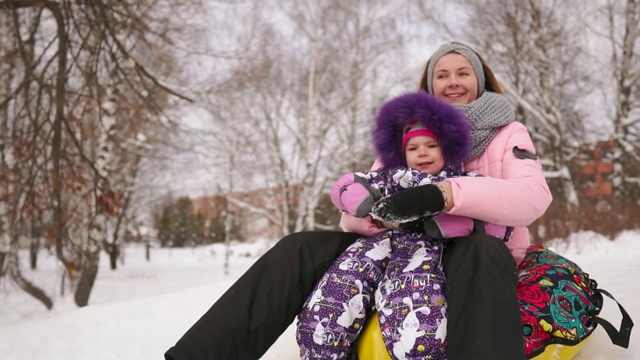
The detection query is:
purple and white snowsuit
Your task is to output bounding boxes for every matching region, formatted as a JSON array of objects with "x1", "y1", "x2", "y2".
[{"x1": 296, "y1": 166, "x2": 458, "y2": 360}]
